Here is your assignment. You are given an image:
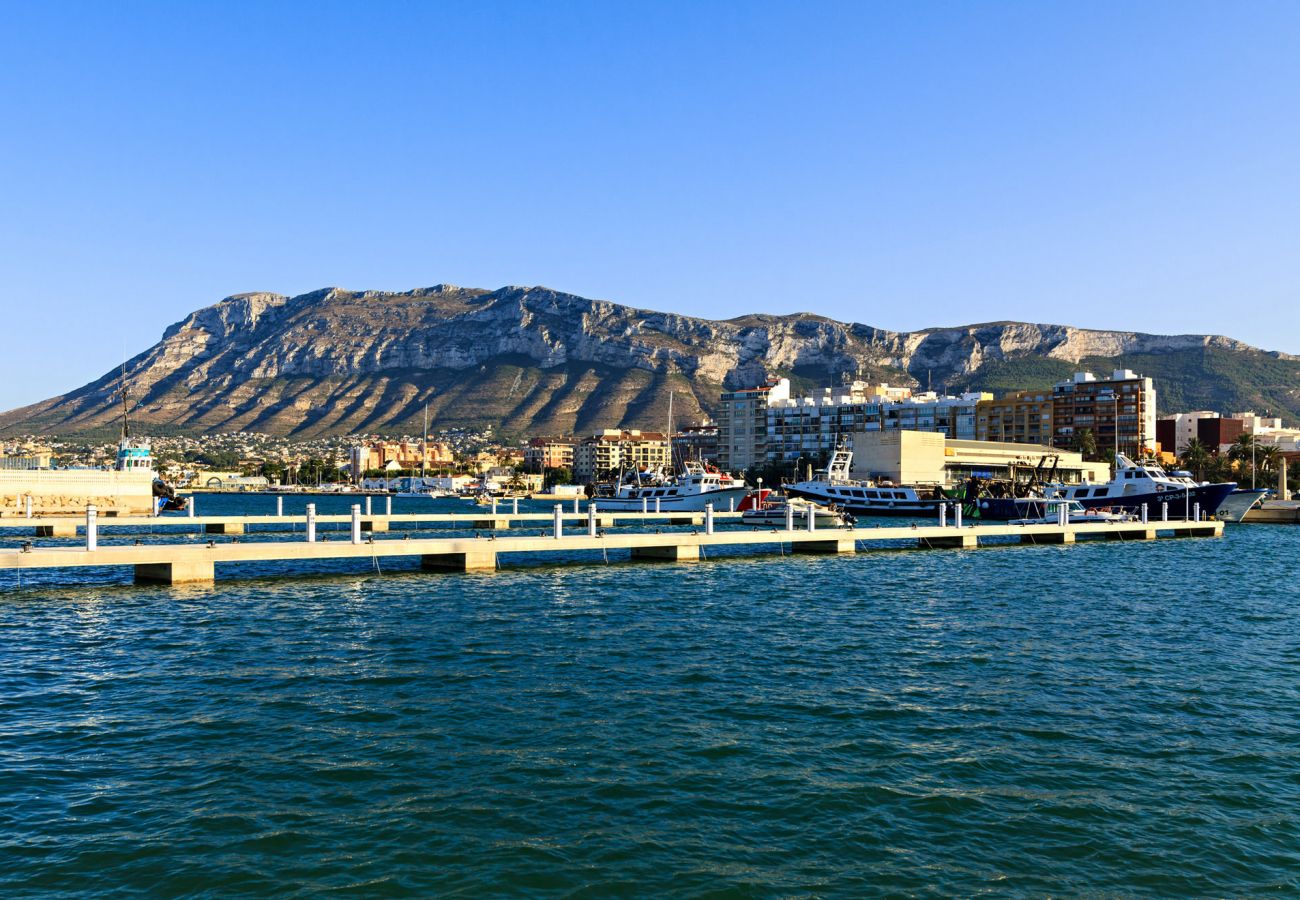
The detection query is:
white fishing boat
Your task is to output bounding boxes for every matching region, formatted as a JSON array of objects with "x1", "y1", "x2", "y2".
[
  {"x1": 593, "y1": 390, "x2": 753, "y2": 512},
  {"x1": 595, "y1": 461, "x2": 750, "y2": 512}
]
